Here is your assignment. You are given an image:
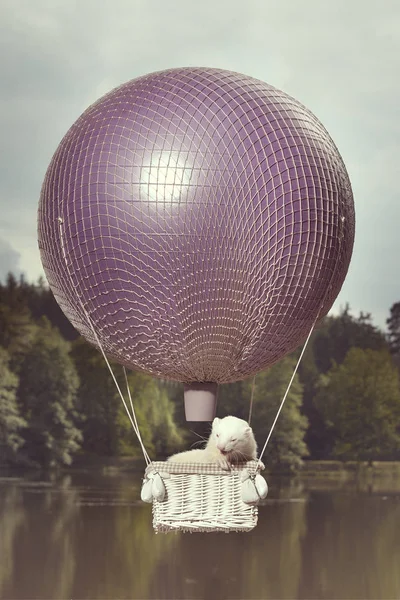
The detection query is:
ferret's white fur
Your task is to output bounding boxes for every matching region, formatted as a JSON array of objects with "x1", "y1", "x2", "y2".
[{"x1": 168, "y1": 416, "x2": 257, "y2": 470}]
